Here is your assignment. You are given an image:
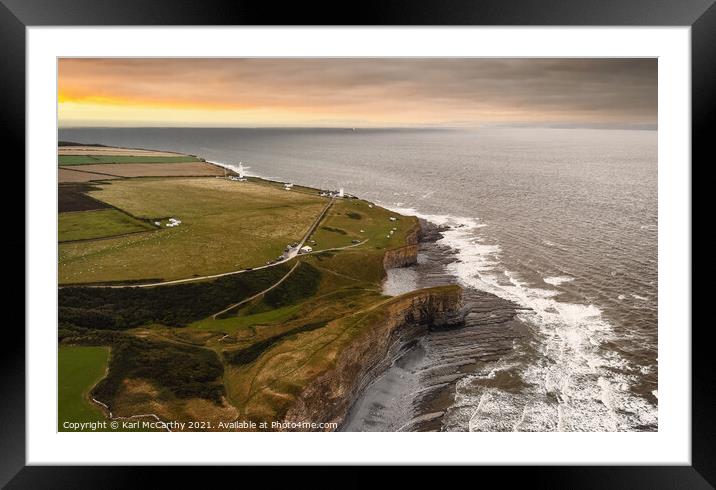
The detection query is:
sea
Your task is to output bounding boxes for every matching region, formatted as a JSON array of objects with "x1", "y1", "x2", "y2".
[{"x1": 58, "y1": 127, "x2": 658, "y2": 432}]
